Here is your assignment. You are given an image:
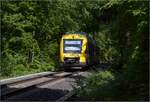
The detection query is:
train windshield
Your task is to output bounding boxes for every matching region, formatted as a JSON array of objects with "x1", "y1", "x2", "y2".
[{"x1": 64, "y1": 39, "x2": 82, "y2": 53}]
